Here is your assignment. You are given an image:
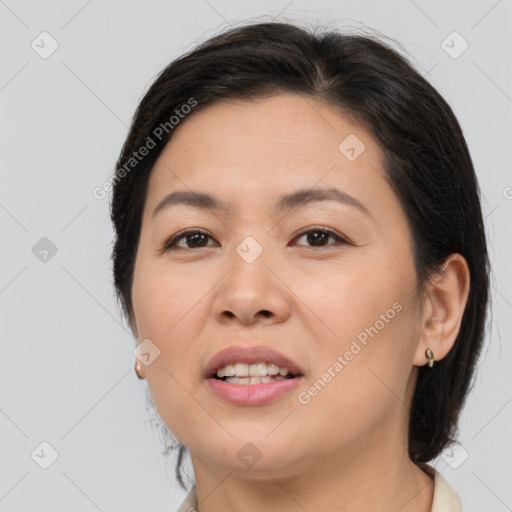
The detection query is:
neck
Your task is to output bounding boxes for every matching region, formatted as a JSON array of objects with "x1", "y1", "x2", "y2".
[{"x1": 190, "y1": 426, "x2": 434, "y2": 512}]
